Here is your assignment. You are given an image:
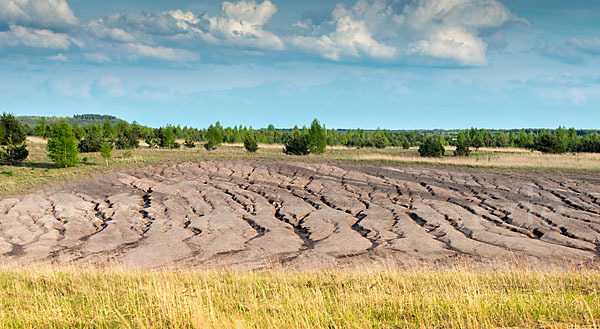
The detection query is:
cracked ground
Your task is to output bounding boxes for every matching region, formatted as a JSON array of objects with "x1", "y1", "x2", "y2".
[{"x1": 1, "y1": 160, "x2": 600, "y2": 269}]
